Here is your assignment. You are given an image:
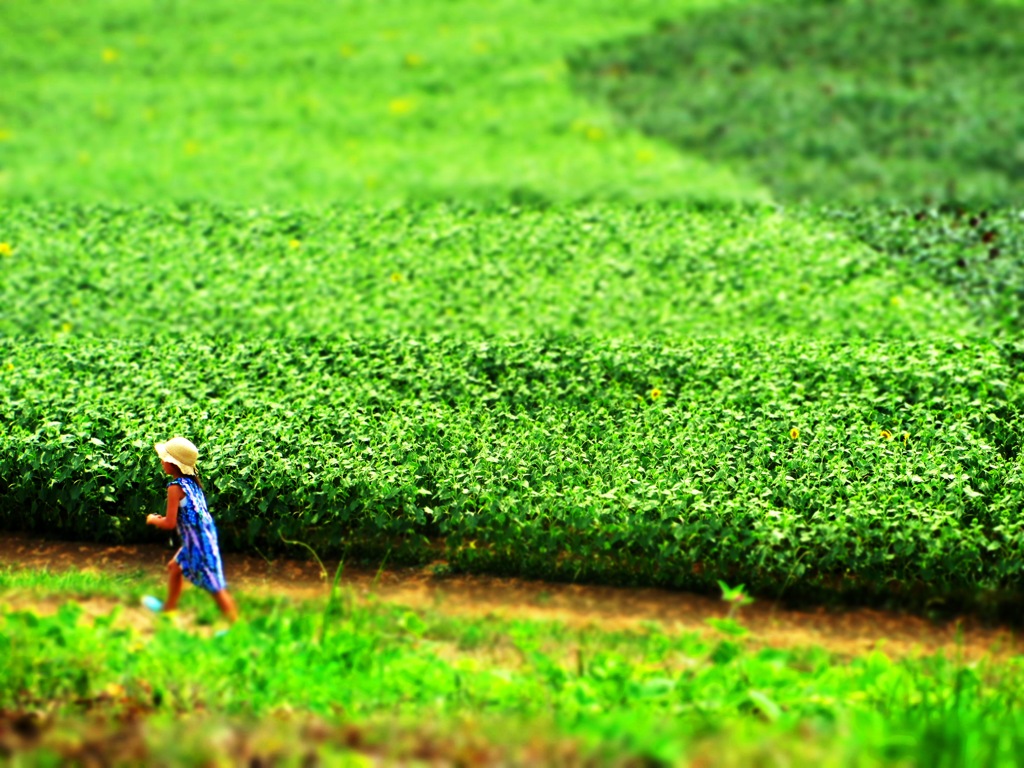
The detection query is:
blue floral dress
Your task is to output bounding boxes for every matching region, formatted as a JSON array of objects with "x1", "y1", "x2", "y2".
[{"x1": 170, "y1": 477, "x2": 227, "y2": 593}]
